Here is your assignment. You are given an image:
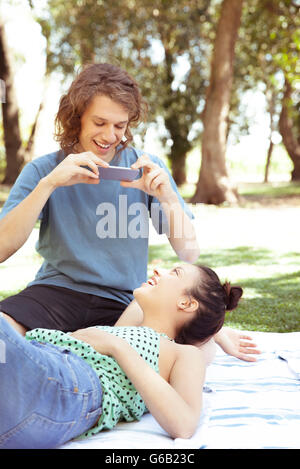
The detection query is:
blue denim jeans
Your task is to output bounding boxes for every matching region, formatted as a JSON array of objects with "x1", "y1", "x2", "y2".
[{"x1": 0, "y1": 313, "x2": 103, "y2": 449}]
